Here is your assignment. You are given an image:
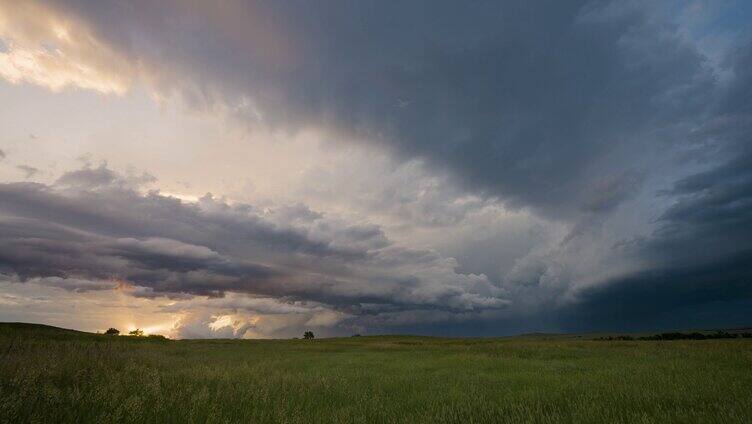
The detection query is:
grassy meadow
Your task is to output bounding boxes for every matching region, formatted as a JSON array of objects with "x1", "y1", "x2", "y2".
[{"x1": 1, "y1": 323, "x2": 751, "y2": 423}]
